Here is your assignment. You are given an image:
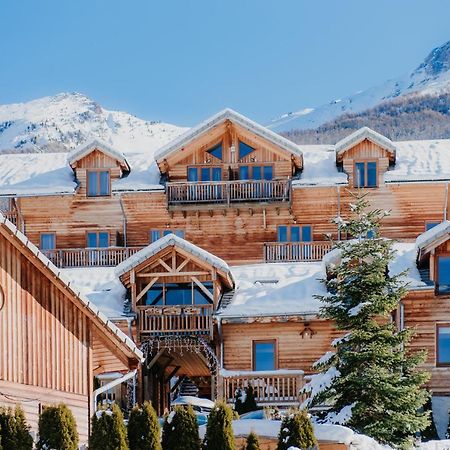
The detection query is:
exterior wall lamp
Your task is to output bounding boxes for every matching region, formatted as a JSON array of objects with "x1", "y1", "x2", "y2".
[{"x1": 300, "y1": 323, "x2": 315, "y2": 339}]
